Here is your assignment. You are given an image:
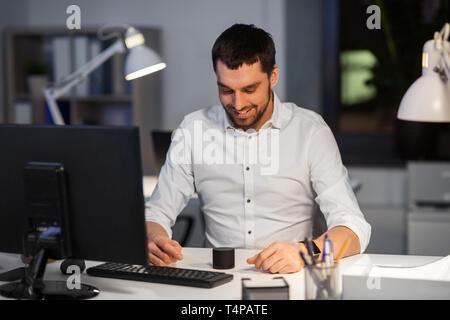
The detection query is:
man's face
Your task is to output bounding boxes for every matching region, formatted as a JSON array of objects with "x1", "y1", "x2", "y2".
[{"x1": 215, "y1": 59, "x2": 279, "y2": 131}]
